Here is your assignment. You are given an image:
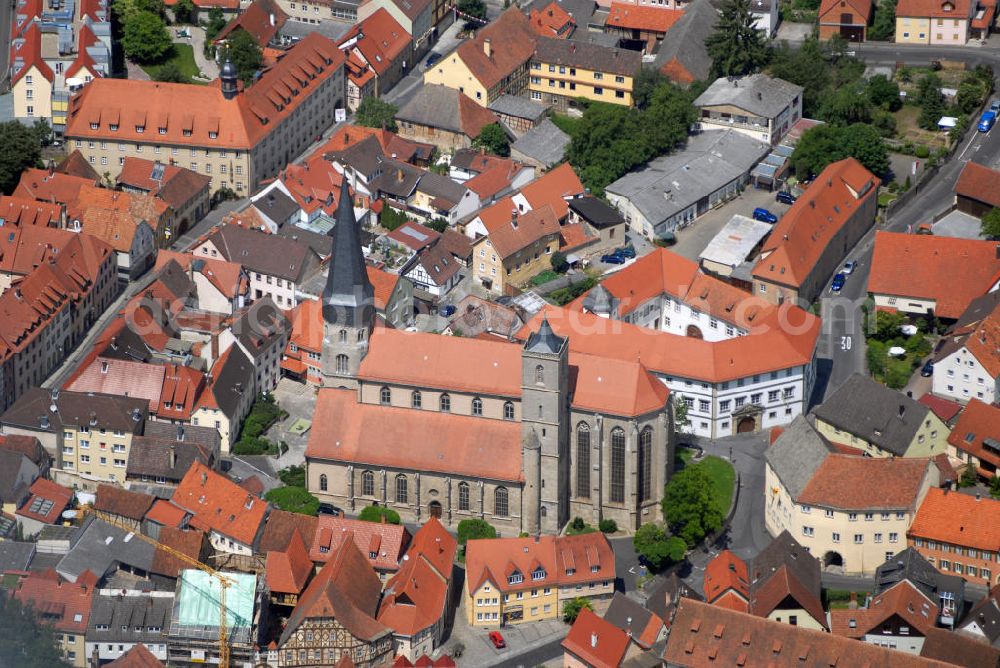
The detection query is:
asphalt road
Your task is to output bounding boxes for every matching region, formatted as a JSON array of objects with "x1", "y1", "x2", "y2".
[
  {"x1": 491, "y1": 638, "x2": 565, "y2": 668},
  {"x1": 854, "y1": 41, "x2": 1000, "y2": 70},
  {"x1": 0, "y1": 0, "x2": 13, "y2": 89}
]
